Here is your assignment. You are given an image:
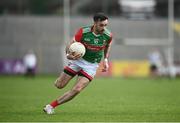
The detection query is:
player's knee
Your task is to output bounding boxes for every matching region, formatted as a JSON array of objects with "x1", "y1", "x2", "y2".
[
  {"x1": 54, "y1": 79, "x2": 64, "y2": 89},
  {"x1": 55, "y1": 83, "x2": 61, "y2": 89}
]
